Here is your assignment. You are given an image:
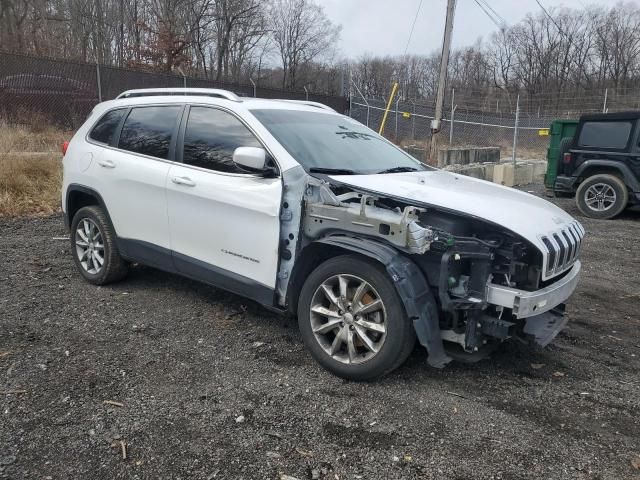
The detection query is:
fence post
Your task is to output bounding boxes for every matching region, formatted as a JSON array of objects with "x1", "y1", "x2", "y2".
[
  {"x1": 96, "y1": 62, "x2": 102, "y2": 103},
  {"x1": 395, "y1": 97, "x2": 400, "y2": 140},
  {"x1": 449, "y1": 88, "x2": 455, "y2": 145},
  {"x1": 450, "y1": 105, "x2": 457, "y2": 145},
  {"x1": 176, "y1": 66, "x2": 187, "y2": 89},
  {"x1": 602, "y1": 88, "x2": 608, "y2": 113},
  {"x1": 411, "y1": 101, "x2": 416, "y2": 140},
  {"x1": 512, "y1": 94, "x2": 520, "y2": 166},
  {"x1": 350, "y1": 79, "x2": 370, "y2": 127}
]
